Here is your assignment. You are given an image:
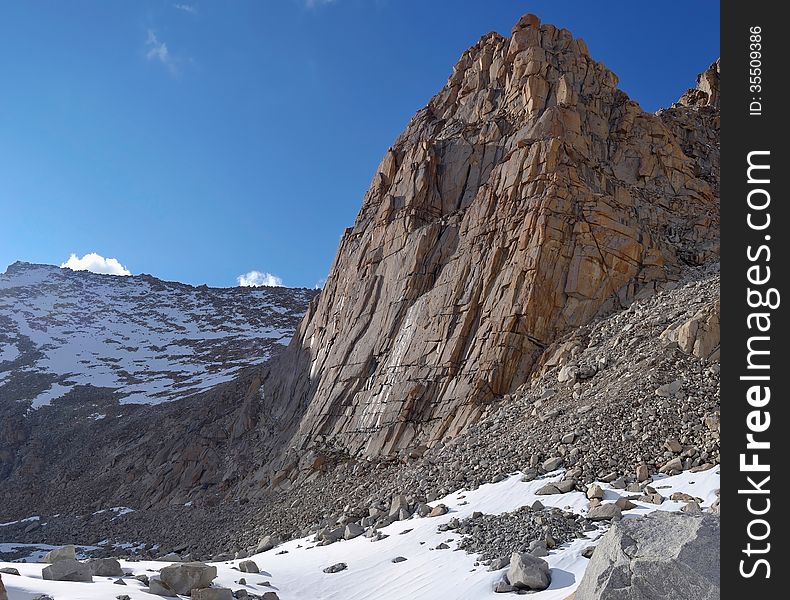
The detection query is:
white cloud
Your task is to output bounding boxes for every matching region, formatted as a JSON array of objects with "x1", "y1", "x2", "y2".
[
  {"x1": 237, "y1": 270, "x2": 283, "y2": 287},
  {"x1": 60, "y1": 253, "x2": 131, "y2": 276},
  {"x1": 145, "y1": 30, "x2": 178, "y2": 74},
  {"x1": 173, "y1": 3, "x2": 196, "y2": 13},
  {"x1": 314, "y1": 278, "x2": 327, "y2": 289}
]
